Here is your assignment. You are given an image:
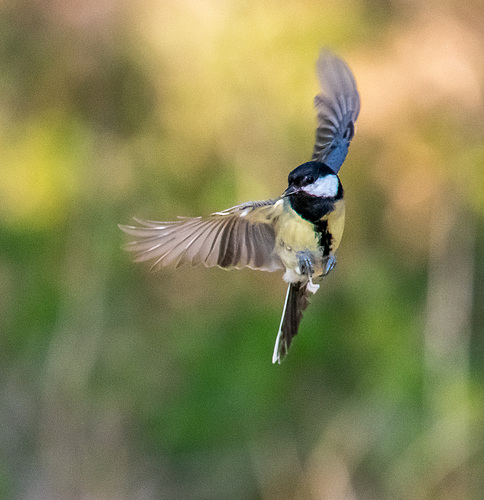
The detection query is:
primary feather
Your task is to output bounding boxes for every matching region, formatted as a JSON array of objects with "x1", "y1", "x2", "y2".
[{"x1": 312, "y1": 51, "x2": 360, "y2": 173}]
